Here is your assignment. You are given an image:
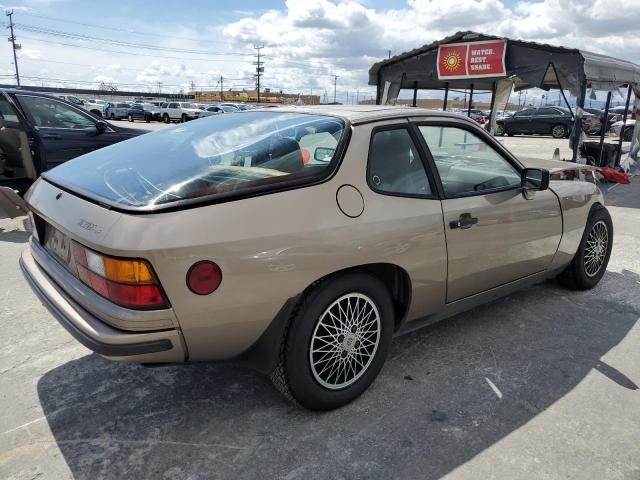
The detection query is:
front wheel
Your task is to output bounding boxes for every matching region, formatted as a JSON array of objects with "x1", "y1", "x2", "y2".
[
  {"x1": 495, "y1": 123, "x2": 505, "y2": 136},
  {"x1": 163, "y1": 113, "x2": 170, "y2": 124},
  {"x1": 623, "y1": 127, "x2": 633, "y2": 142},
  {"x1": 552, "y1": 124, "x2": 567, "y2": 139},
  {"x1": 128, "y1": 114, "x2": 133, "y2": 122},
  {"x1": 558, "y1": 204, "x2": 613, "y2": 290},
  {"x1": 181, "y1": 113, "x2": 187, "y2": 123},
  {"x1": 145, "y1": 115, "x2": 150, "y2": 123},
  {"x1": 270, "y1": 272, "x2": 394, "y2": 410}
]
